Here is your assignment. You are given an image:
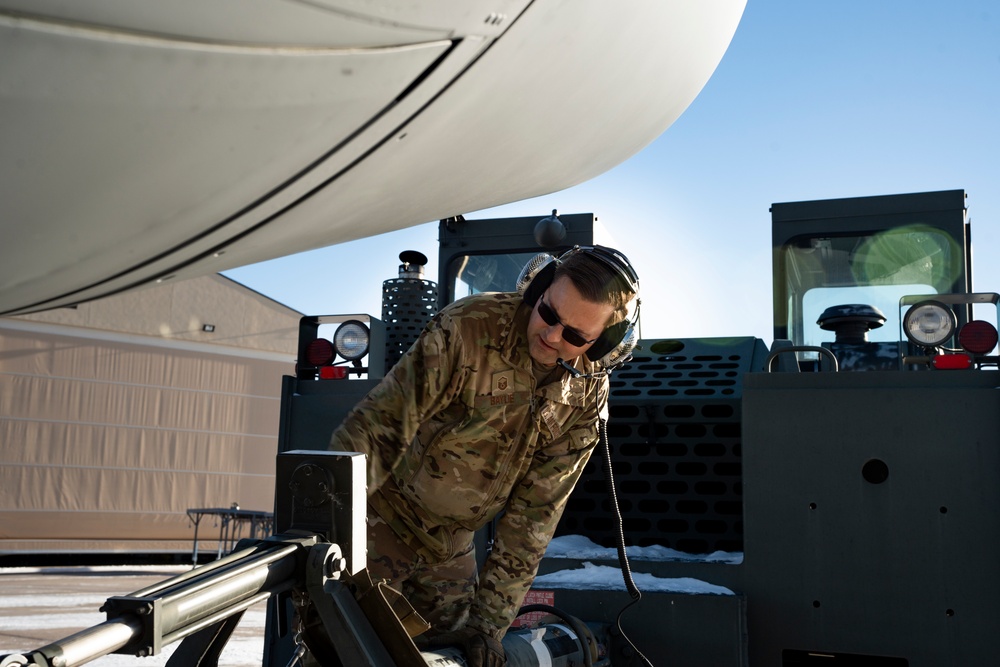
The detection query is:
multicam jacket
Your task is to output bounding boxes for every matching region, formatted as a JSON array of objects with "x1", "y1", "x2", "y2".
[{"x1": 328, "y1": 291, "x2": 609, "y2": 637}]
